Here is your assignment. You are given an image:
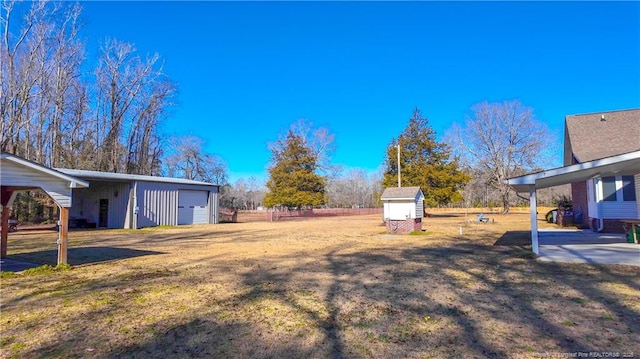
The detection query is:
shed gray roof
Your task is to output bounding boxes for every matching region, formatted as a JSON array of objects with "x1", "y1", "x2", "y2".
[
  {"x1": 55, "y1": 169, "x2": 219, "y2": 187},
  {"x1": 380, "y1": 186, "x2": 423, "y2": 200},
  {"x1": 564, "y1": 109, "x2": 640, "y2": 165}
]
